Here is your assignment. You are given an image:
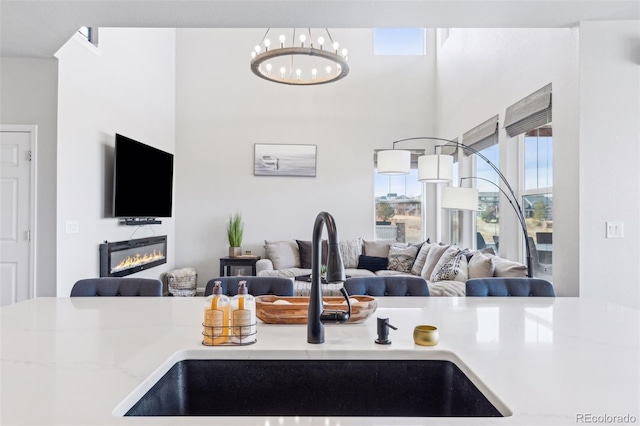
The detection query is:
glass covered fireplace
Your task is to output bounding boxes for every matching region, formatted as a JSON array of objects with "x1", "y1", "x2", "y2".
[{"x1": 99, "y1": 236, "x2": 167, "y2": 277}]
